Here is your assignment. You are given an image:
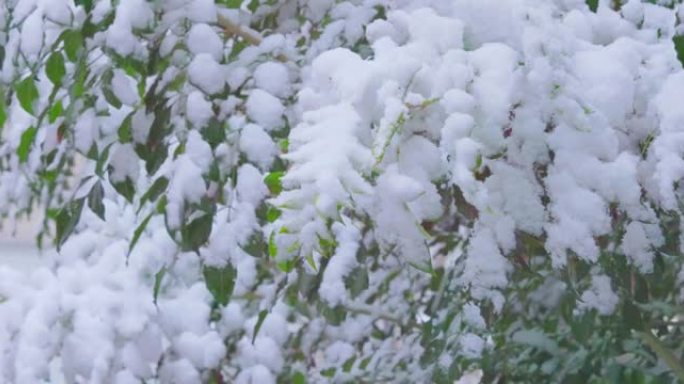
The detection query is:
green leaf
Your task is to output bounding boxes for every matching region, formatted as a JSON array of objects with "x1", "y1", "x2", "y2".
[
  {"x1": 305, "y1": 254, "x2": 318, "y2": 272},
  {"x1": 345, "y1": 266, "x2": 368, "y2": 299},
  {"x1": 17, "y1": 126, "x2": 37, "y2": 163},
  {"x1": 95, "y1": 143, "x2": 112, "y2": 177},
  {"x1": 342, "y1": 356, "x2": 356, "y2": 372},
  {"x1": 268, "y1": 231, "x2": 278, "y2": 258},
  {"x1": 674, "y1": 35, "x2": 684, "y2": 67},
  {"x1": 102, "y1": 87, "x2": 122, "y2": 109},
  {"x1": 139, "y1": 177, "x2": 169, "y2": 208},
  {"x1": 62, "y1": 30, "x2": 83, "y2": 62},
  {"x1": 180, "y1": 213, "x2": 213, "y2": 252},
  {"x1": 264, "y1": 171, "x2": 284, "y2": 195},
  {"x1": 201, "y1": 118, "x2": 225, "y2": 149},
  {"x1": 292, "y1": 371, "x2": 306, "y2": 384},
  {"x1": 277, "y1": 260, "x2": 295, "y2": 273},
  {"x1": 55, "y1": 198, "x2": 85, "y2": 250},
  {"x1": 266, "y1": 206, "x2": 281, "y2": 223},
  {"x1": 118, "y1": 113, "x2": 133, "y2": 142},
  {"x1": 252, "y1": 310, "x2": 268, "y2": 343},
  {"x1": 0, "y1": 95, "x2": 6, "y2": 128},
  {"x1": 220, "y1": 0, "x2": 242, "y2": 8},
  {"x1": 129, "y1": 212, "x2": 153, "y2": 255},
  {"x1": 15, "y1": 77, "x2": 39, "y2": 115},
  {"x1": 319, "y1": 303, "x2": 346, "y2": 326},
  {"x1": 111, "y1": 176, "x2": 136, "y2": 203},
  {"x1": 87, "y1": 181, "x2": 105, "y2": 220},
  {"x1": 203, "y1": 264, "x2": 237, "y2": 306},
  {"x1": 586, "y1": 0, "x2": 598, "y2": 12},
  {"x1": 48, "y1": 100, "x2": 63, "y2": 123},
  {"x1": 74, "y1": 0, "x2": 94, "y2": 12},
  {"x1": 320, "y1": 368, "x2": 336, "y2": 378},
  {"x1": 153, "y1": 266, "x2": 166, "y2": 305},
  {"x1": 46, "y1": 52, "x2": 66, "y2": 86}
]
